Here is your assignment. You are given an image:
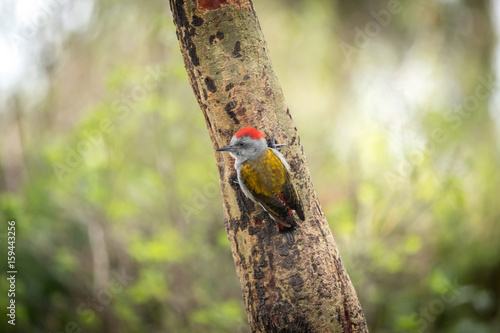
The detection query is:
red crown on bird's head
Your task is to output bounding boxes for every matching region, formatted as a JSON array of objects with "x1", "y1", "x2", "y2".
[{"x1": 234, "y1": 127, "x2": 265, "y2": 140}]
